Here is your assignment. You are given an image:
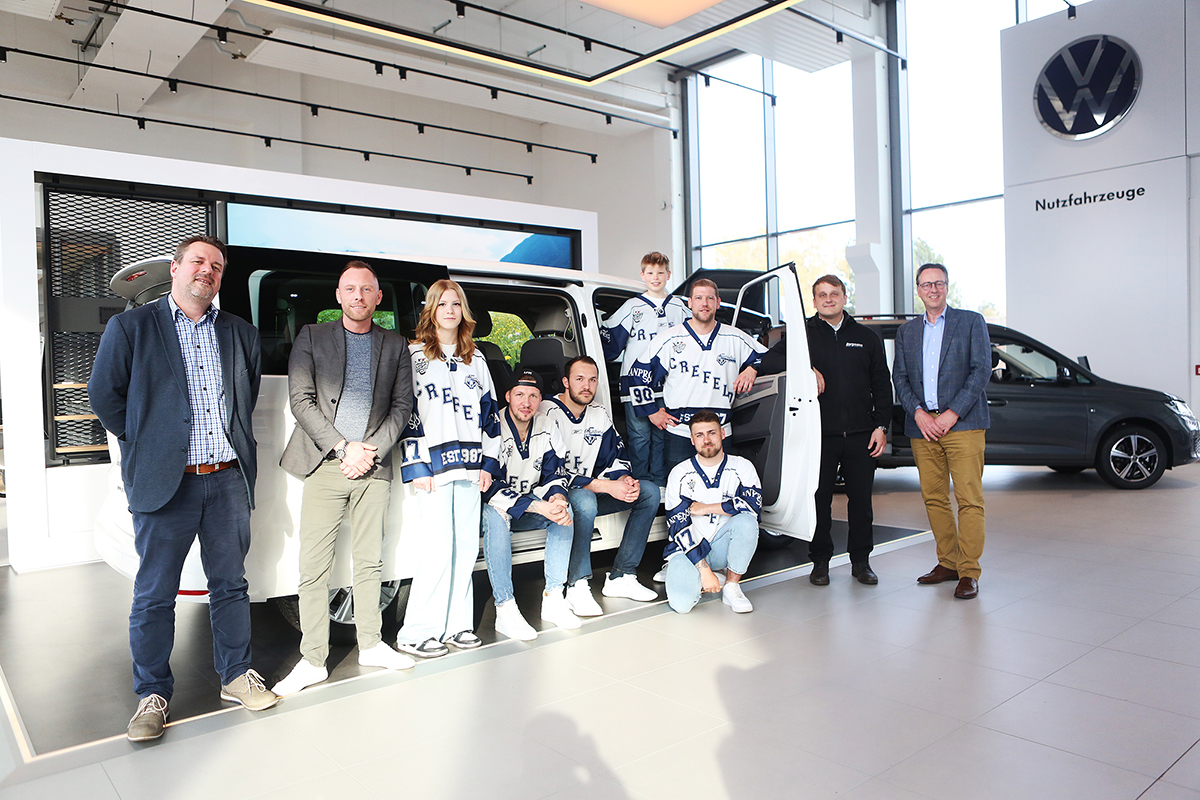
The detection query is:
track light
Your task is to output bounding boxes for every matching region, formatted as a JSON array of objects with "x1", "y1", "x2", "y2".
[
  {"x1": 583, "y1": 39, "x2": 591, "y2": 53},
  {"x1": 590, "y1": 155, "x2": 597, "y2": 164},
  {"x1": 703, "y1": 75, "x2": 710, "y2": 87},
  {"x1": 1067, "y1": 4, "x2": 1076, "y2": 18},
  {"x1": 375, "y1": 62, "x2": 383, "y2": 75},
  {"x1": 264, "y1": 137, "x2": 271, "y2": 147},
  {"x1": 217, "y1": 27, "x2": 227, "y2": 43},
  {"x1": 456, "y1": 2, "x2": 465, "y2": 18},
  {"x1": 136, "y1": 117, "x2": 145, "y2": 129},
  {"x1": 398, "y1": 67, "x2": 407, "y2": 80},
  {"x1": 526, "y1": 143, "x2": 533, "y2": 153},
  {"x1": 526, "y1": 177, "x2": 532, "y2": 185},
  {"x1": 310, "y1": 104, "x2": 318, "y2": 116},
  {"x1": 490, "y1": 88, "x2": 498, "y2": 99},
  {"x1": 605, "y1": 114, "x2": 612, "y2": 125},
  {"x1": 836, "y1": 30, "x2": 843, "y2": 44},
  {"x1": 465, "y1": 167, "x2": 472, "y2": 176},
  {"x1": 0, "y1": 48, "x2": 8, "y2": 63},
  {"x1": 417, "y1": 123, "x2": 425, "y2": 134},
  {"x1": 363, "y1": 152, "x2": 370, "y2": 161},
  {"x1": 168, "y1": 78, "x2": 178, "y2": 92}
]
